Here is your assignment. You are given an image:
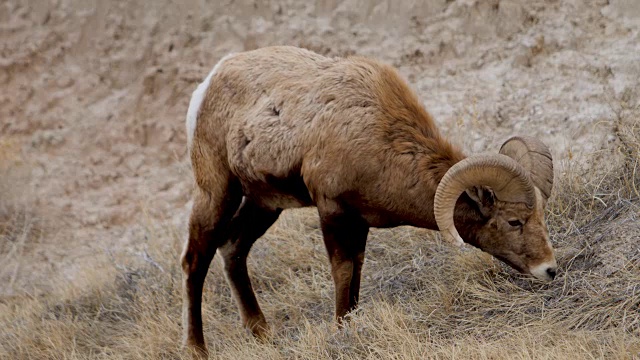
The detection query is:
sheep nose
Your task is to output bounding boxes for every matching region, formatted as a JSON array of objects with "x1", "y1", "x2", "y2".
[{"x1": 530, "y1": 262, "x2": 557, "y2": 281}]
